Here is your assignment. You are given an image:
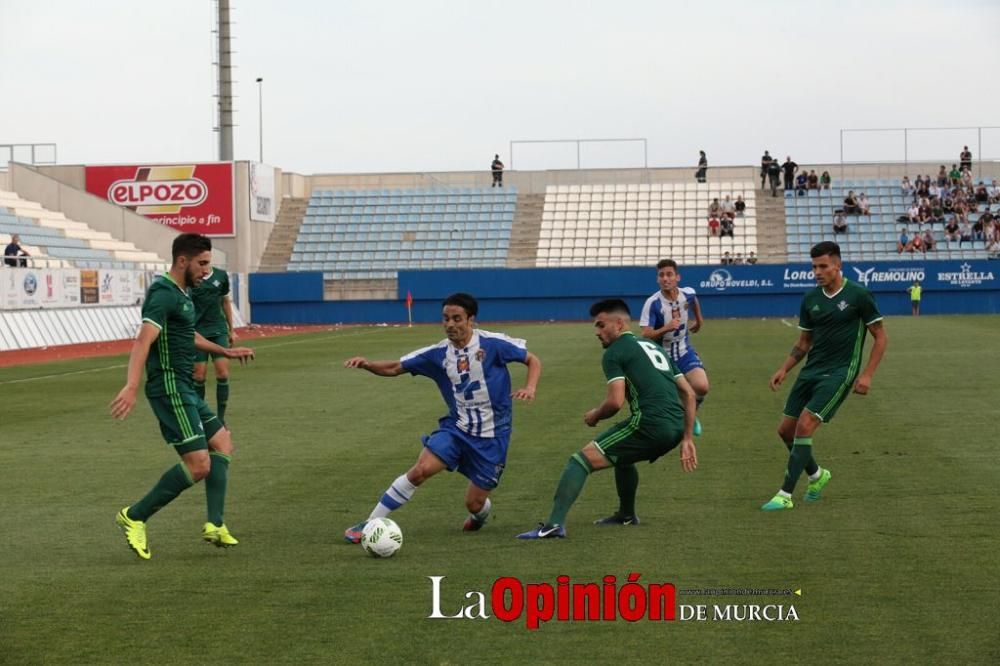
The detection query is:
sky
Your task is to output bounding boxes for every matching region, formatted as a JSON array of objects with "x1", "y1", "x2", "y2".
[{"x1": 2, "y1": 0, "x2": 999, "y2": 175}]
